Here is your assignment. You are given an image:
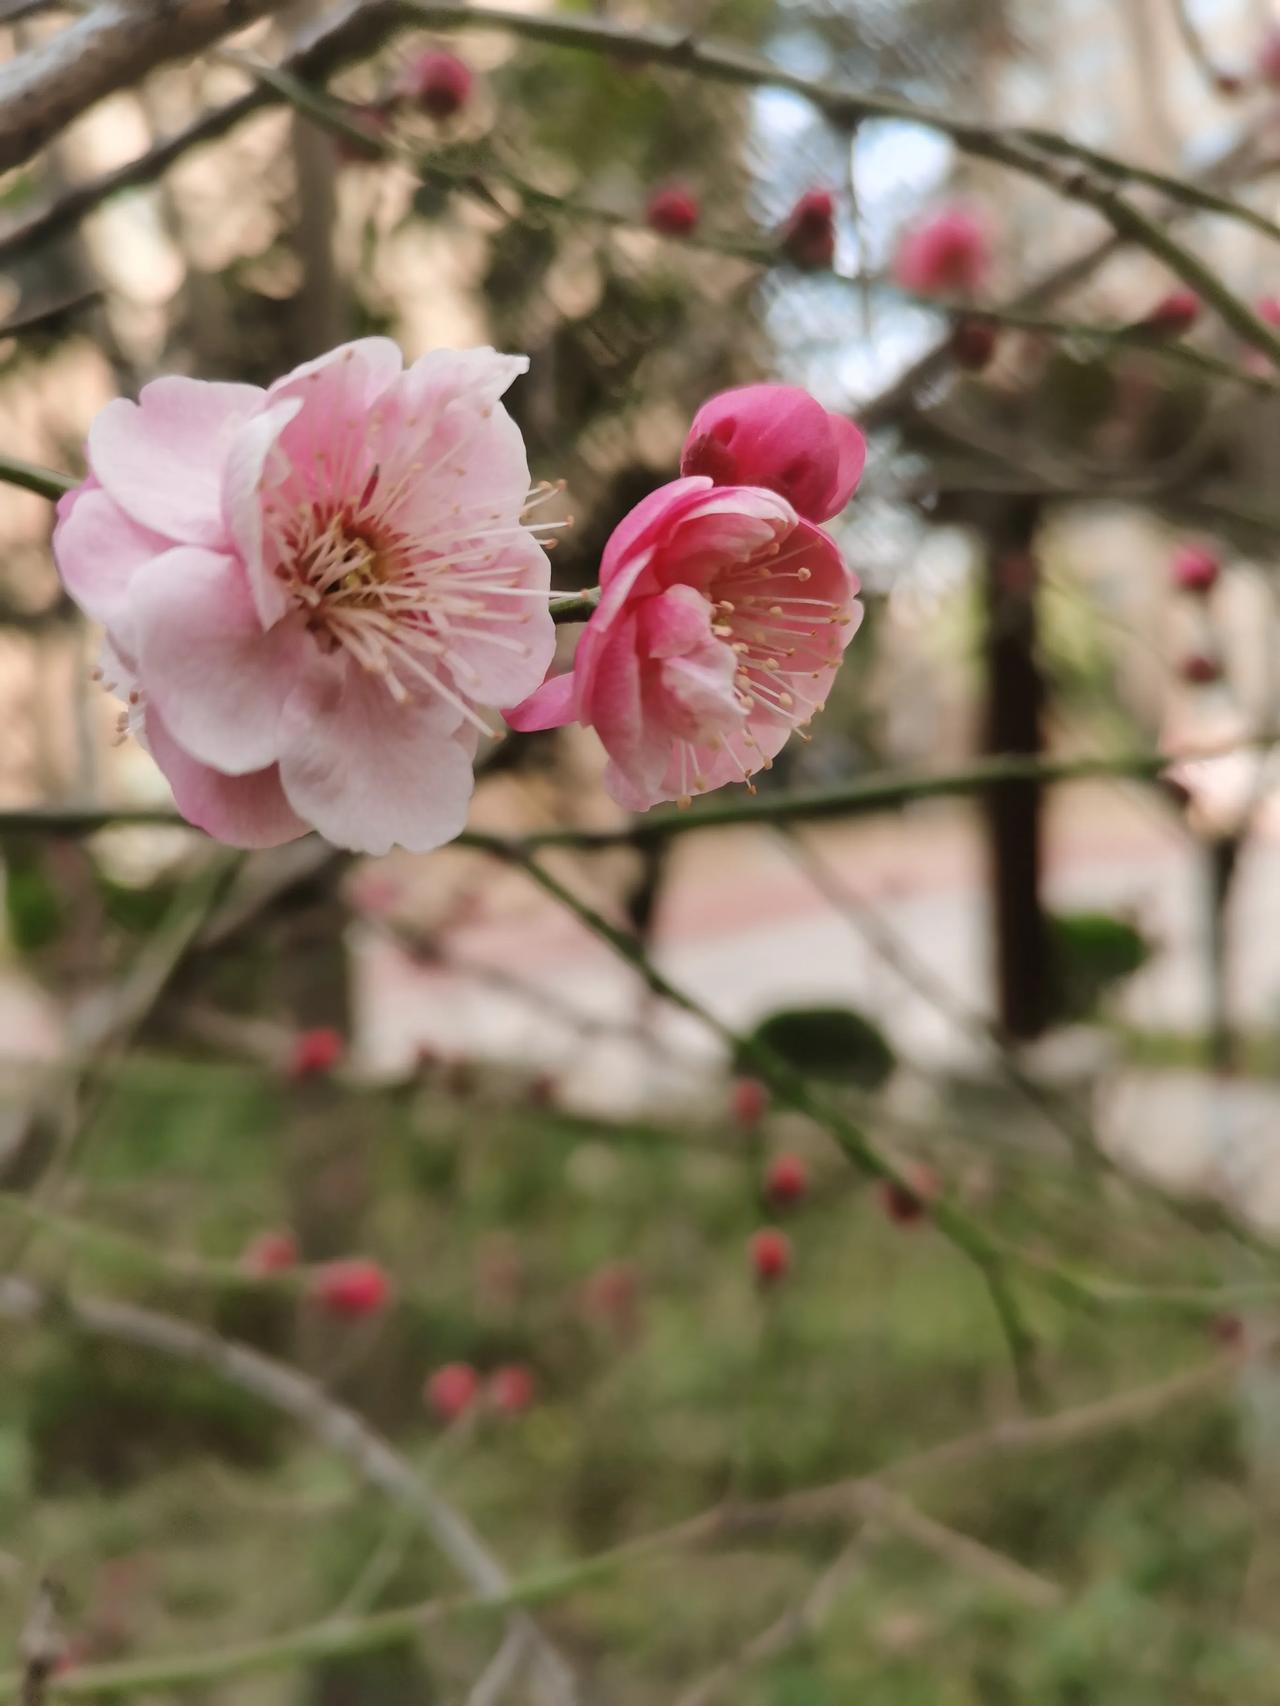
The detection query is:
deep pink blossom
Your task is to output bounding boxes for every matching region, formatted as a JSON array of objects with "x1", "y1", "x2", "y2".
[
  {"x1": 893, "y1": 206, "x2": 990, "y2": 298},
  {"x1": 54, "y1": 342, "x2": 555, "y2": 854},
  {"x1": 680, "y1": 385, "x2": 865, "y2": 523},
  {"x1": 1259, "y1": 26, "x2": 1280, "y2": 87},
  {"x1": 507, "y1": 479, "x2": 861, "y2": 810}
]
